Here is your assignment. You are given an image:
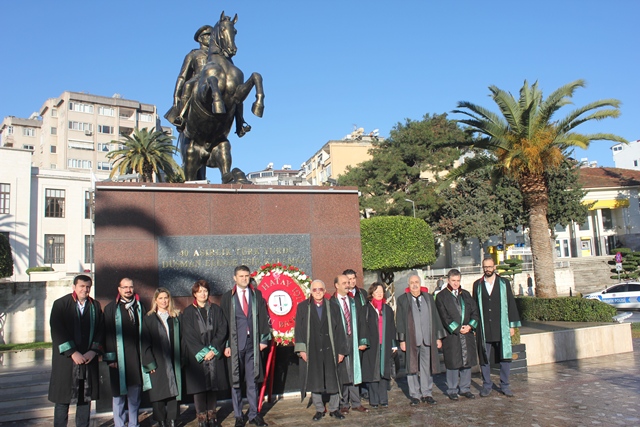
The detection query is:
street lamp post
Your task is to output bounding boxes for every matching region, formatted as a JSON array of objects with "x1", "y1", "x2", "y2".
[{"x1": 404, "y1": 198, "x2": 416, "y2": 218}]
